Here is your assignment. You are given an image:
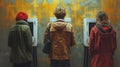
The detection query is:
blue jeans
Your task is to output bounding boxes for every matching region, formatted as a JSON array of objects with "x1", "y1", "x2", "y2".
[{"x1": 50, "y1": 60, "x2": 70, "y2": 67}]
